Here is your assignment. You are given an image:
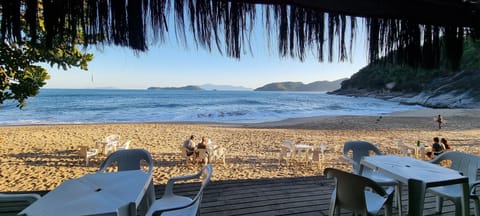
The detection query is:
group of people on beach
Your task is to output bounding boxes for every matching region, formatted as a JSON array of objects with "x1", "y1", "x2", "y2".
[
  {"x1": 183, "y1": 135, "x2": 211, "y2": 161},
  {"x1": 426, "y1": 136, "x2": 452, "y2": 159}
]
